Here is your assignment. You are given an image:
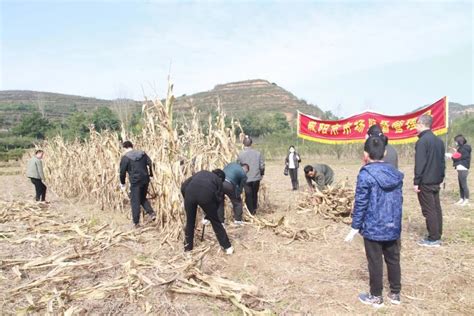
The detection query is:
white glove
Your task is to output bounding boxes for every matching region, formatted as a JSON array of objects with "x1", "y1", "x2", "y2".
[
  {"x1": 120, "y1": 183, "x2": 126, "y2": 191},
  {"x1": 445, "y1": 153, "x2": 453, "y2": 159},
  {"x1": 344, "y1": 228, "x2": 359, "y2": 242}
]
